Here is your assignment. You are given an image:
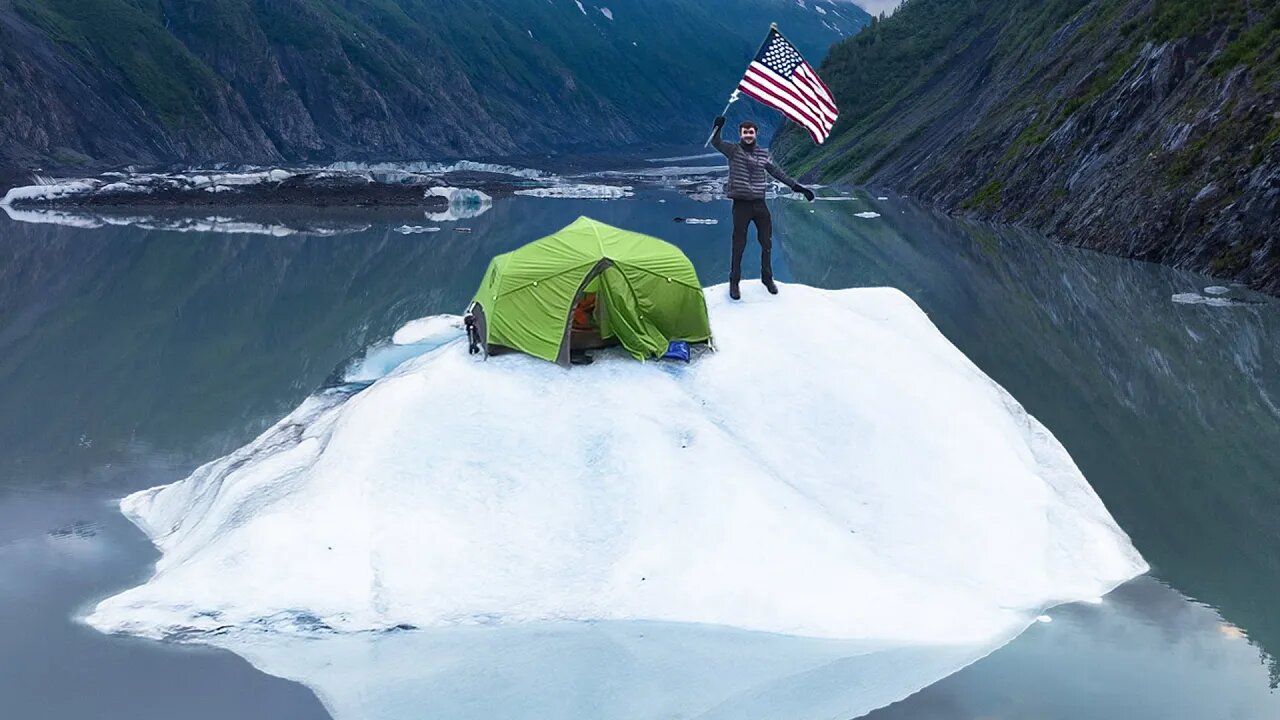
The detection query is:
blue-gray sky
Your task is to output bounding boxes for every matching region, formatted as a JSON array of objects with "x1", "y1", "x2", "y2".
[{"x1": 851, "y1": 0, "x2": 902, "y2": 16}]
